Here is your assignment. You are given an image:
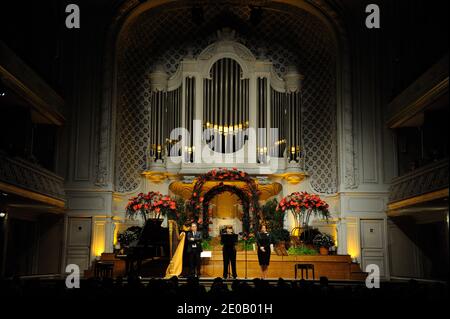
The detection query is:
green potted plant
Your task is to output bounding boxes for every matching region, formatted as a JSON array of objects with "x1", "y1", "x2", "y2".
[
  {"x1": 299, "y1": 227, "x2": 321, "y2": 245},
  {"x1": 312, "y1": 233, "x2": 334, "y2": 255},
  {"x1": 287, "y1": 246, "x2": 318, "y2": 255},
  {"x1": 117, "y1": 226, "x2": 142, "y2": 252},
  {"x1": 201, "y1": 237, "x2": 212, "y2": 251},
  {"x1": 272, "y1": 228, "x2": 291, "y2": 246},
  {"x1": 271, "y1": 228, "x2": 291, "y2": 255},
  {"x1": 261, "y1": 198, "x2": 290, "y2": 251},
  {"x1": 239, "y1": 234, "x2": 256, "y2": 251}
]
